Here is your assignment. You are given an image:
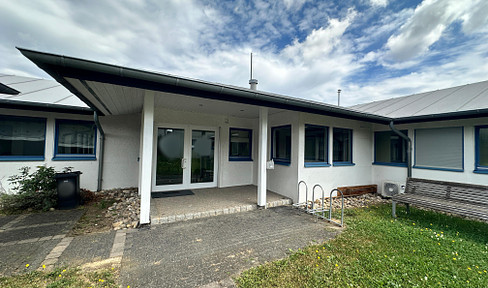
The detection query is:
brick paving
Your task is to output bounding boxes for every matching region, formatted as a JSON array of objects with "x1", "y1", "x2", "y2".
[
  {"x1": 0, "y1": 203, "x2": 340, "y2": 287},
  {"x1": 120, "y1": 206, "x2": 338, "y2": 288}
]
